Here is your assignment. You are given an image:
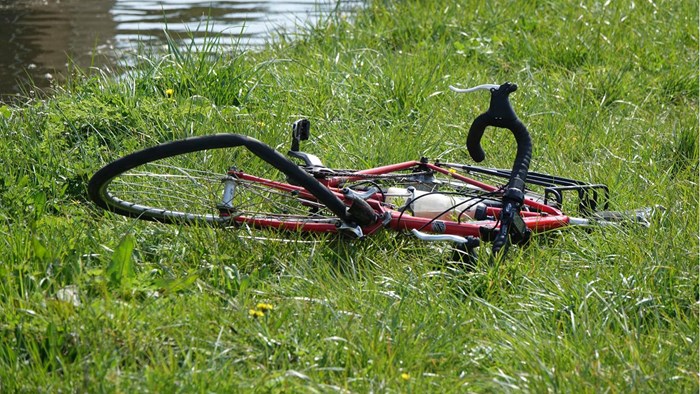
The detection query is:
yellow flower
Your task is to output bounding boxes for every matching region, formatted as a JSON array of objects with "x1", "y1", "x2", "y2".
[
  {"x1": 401, "y1": 373, "x2": 410, "y2": 380},
  {"x1": 249, "y1": 302, "x2": 274, "y2": 318},
  {"x1": 165, "y1": 88, "x2": 174, "y2": 98}
]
